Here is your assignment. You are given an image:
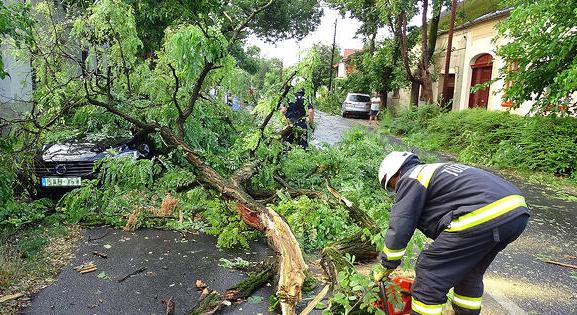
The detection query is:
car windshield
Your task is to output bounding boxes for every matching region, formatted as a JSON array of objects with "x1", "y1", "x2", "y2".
[{"x1": 348, "y1": 95, "x2": 370, "y2": 102}]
